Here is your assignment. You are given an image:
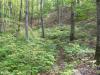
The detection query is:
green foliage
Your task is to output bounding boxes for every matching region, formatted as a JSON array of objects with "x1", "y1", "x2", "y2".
[
  {"x1": 0, "y1": 33, "x2": 55, "y2": 75},
  {"x1": 76, "y1": 0, "x2": 96, "y2": 21},
  {"x1": 1, "y1": 0, "x2": 96, "y2": 23},
  {"x1": 46, "y1": 26, "x2": 70, "y2": 40},
  {"x1": 0, "y1": 23, "x2": 95, "y2": 74},
  {"x1": 64, "y1": 42, "x2": 94, "y2": 54}
]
